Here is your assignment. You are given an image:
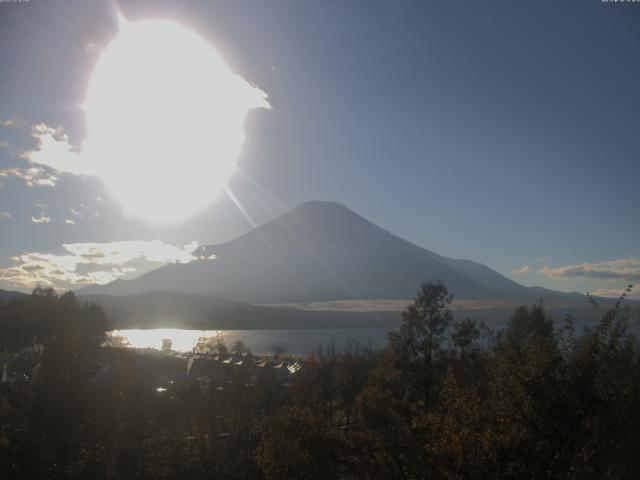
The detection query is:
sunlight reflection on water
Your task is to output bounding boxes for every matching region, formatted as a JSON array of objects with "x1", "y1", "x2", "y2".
[
  {"x1": 107, "y1": 329, "x2": 218, "y2": 352},
  {"x1": 105, "y1": 328, "x2": 392, "y2": 355}
]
